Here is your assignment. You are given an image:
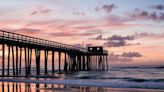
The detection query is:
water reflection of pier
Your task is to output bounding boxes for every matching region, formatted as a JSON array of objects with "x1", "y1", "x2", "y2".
[{"x1": 0, "y1": 82, "x2": 108, "y2": 92}]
